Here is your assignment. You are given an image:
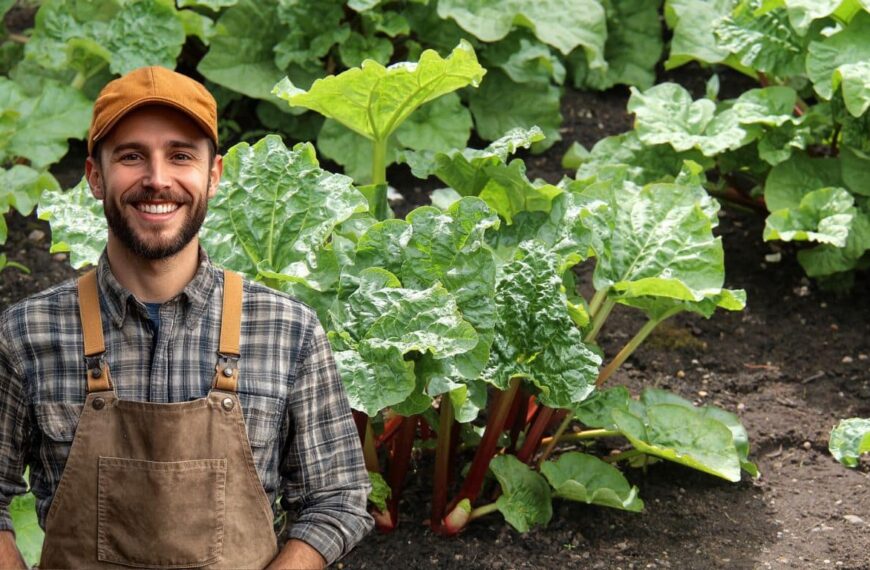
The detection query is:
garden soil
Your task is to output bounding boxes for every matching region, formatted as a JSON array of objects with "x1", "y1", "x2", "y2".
[{"x1": 1, "y1": 76, "x2": 868, "y2": 570}]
